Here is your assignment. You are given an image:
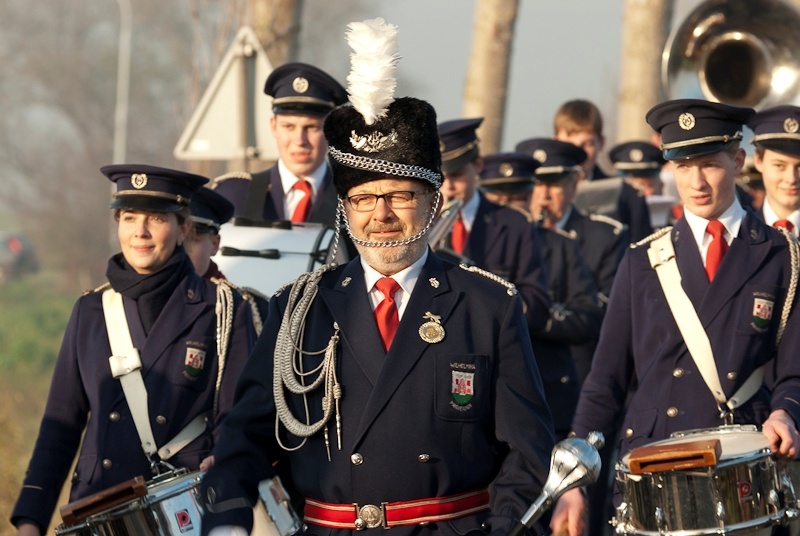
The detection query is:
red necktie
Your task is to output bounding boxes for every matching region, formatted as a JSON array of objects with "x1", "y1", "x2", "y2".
[
  {"x1": 290, "y1": 180, "x2": 312, "y2": 222},
  {"x1": 451, "y1": 212, "x2": 468, "y2": 254},
  {"x1": 374, "y1": 277, "x2": 401, "y2": 351},
  {"x1": 705, "y1": 220, "x2": 728, "y2": 282},
  {"x1": 774, "y1": 219, "x2": 795, "y2": 233}
]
